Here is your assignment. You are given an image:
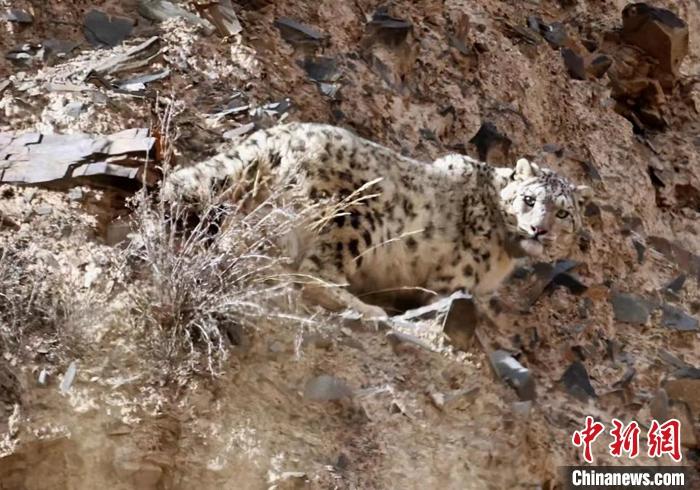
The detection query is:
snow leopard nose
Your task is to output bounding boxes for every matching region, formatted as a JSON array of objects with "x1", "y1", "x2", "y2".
[{"x1": 531, "y1": 225, "x2": 548, "y2": 237}]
